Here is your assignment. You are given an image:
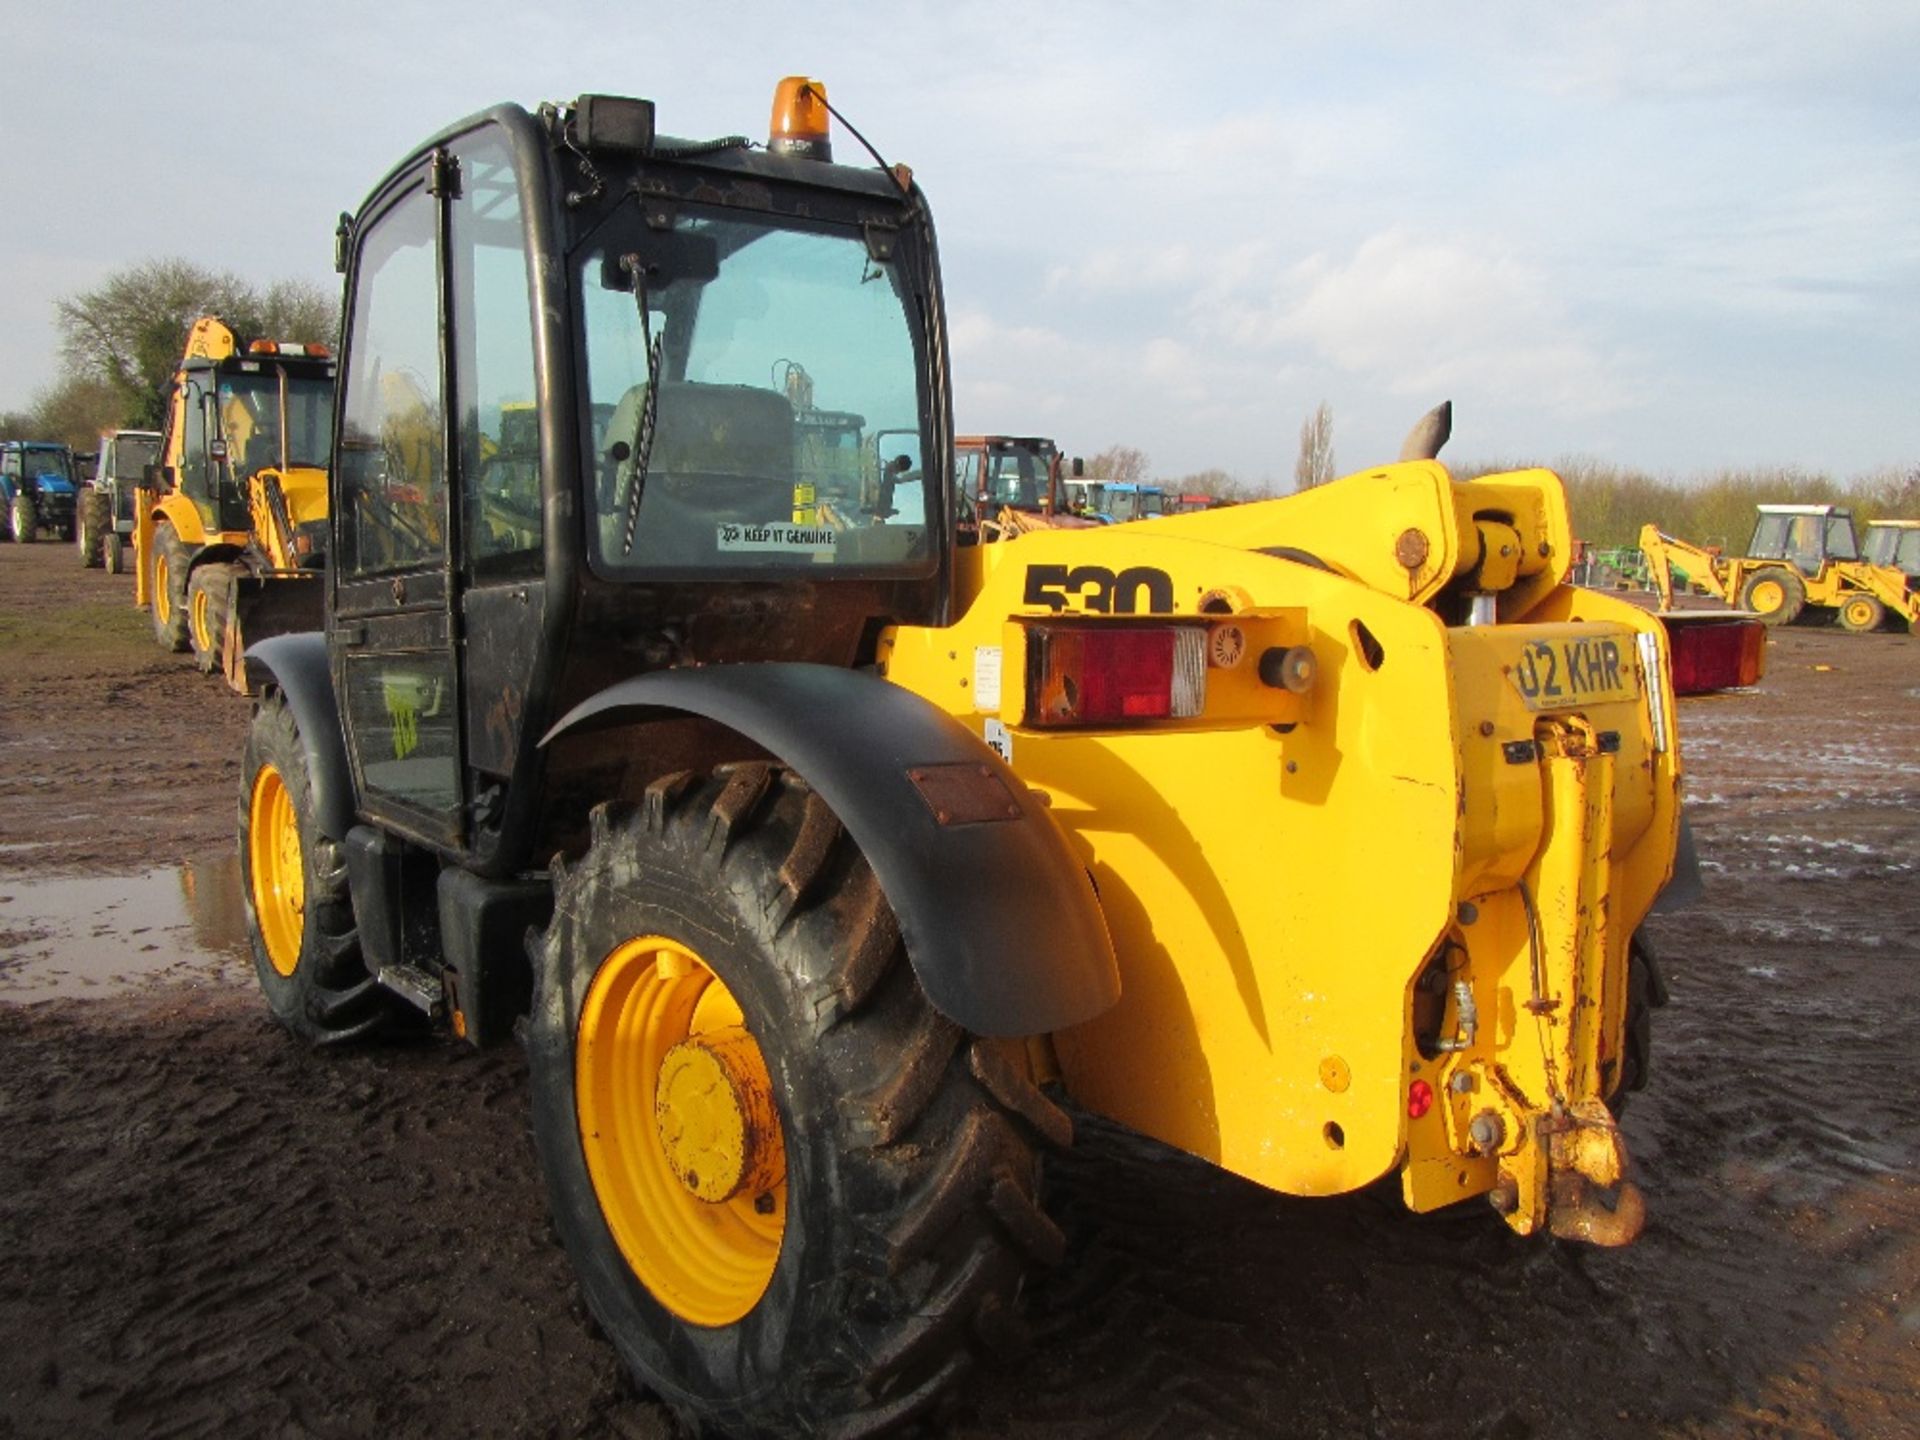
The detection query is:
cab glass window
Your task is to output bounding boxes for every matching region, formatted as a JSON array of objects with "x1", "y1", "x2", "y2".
[
  {"x1": 451, "y1": 129, "x2": 540, "y2": 572},
  {"x1": 337, "y1": 184, "x2": 446, "y2": 576},
  {"x1": 577, "y1": 209, "x2": 932, "y2": 574},
  {"x1": 1824, "y1": 514, "x2": 1859, "y2": 560}
]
